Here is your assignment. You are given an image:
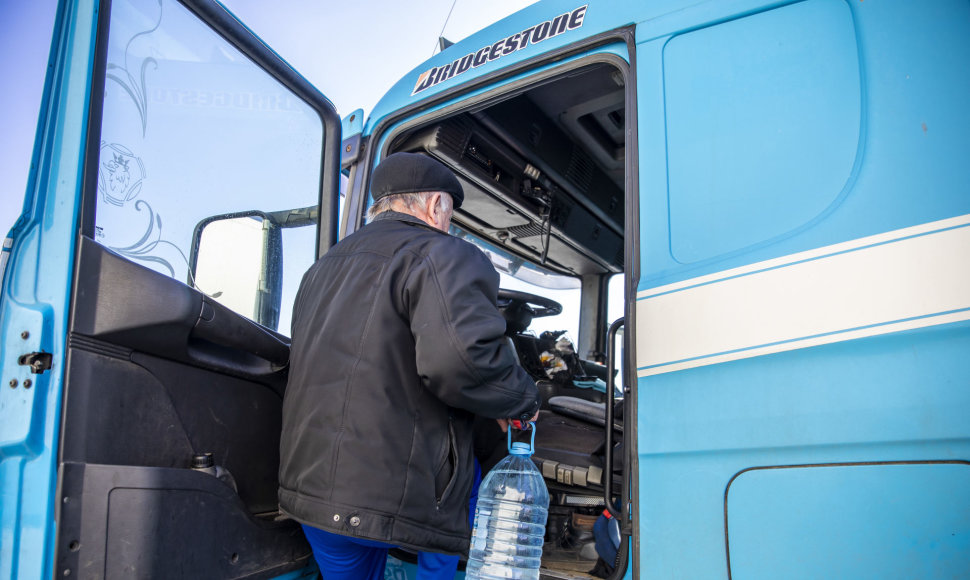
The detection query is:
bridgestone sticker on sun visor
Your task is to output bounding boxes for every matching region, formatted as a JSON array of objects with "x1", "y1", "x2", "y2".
[{"x1": 411, "y1": 4, "x2": 589, "y2": 96}]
